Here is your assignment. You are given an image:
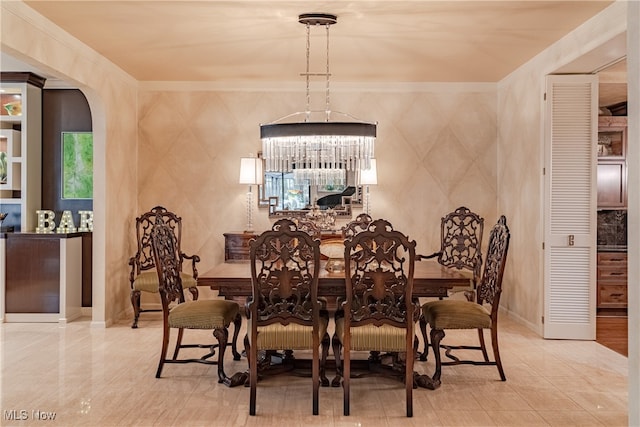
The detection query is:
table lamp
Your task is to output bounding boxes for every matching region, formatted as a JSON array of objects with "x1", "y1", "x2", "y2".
[
  {"x1": 359, "y1": 159, "x2": 377, "y2": 215},
  {"x1": 239, "y1": 155, "x2": 263, "y2": 232}
]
